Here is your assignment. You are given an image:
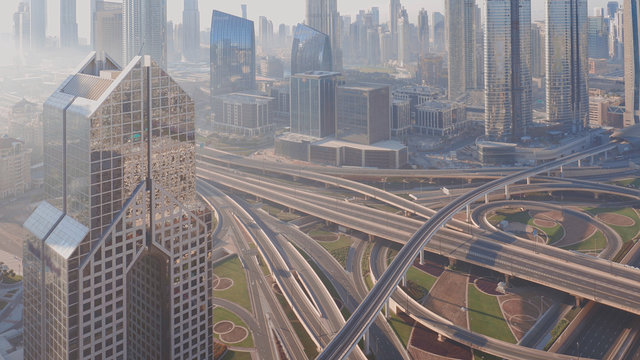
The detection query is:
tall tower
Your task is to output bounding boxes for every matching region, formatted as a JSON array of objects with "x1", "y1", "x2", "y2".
[
  {"x1": 13, "y1": 1, "x2": 31, "y2": 52},
  {"x1": 485, "y1": 0, "x2": 532, "y2": 142},
  {"x1": 94, "y1": 0, "x2": 123, "y2": 65},
  {"x1": 432, "y1": 12, "x2": 445, "y2": 52},
  {"x1": 306, "y1": 0, "x2": 342, "y2": 70},
  {"x1": 182, "y1": 0, "x2": 200, "y2": 61},
  {"x1": 446, "y1": 0, "x2": 477, "y2": 99},
  {"x1": 123, "y1": 0, "x2": 168, "y2": 68},
  {"x1": 624, "y1": 0, "x2": 640, "y2": 126},
  {"x1": 397, "y1": 8, "x2": 410, "y2": 66},
  {"x1": 60, "y1": 0, "x2": 78, "y2": 47},
  {"x1": 389, "y1": 0, "x2": 402, "y2": 58},
  {"x1": 23, "y1": 53, "x2": 214, "y2": 360},
  {"x1": 546, "y1": 0, "x2": 589, "y2": 133},
  {"x1": 418, "y1": 9, "x2": 430, "y2": 57},
  {"x1": 30, "y1": 0, "x2": 46, "y2": 48}
]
